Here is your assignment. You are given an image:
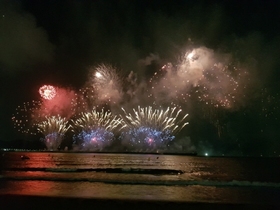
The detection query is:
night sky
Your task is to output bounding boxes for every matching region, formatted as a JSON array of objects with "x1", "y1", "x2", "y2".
[{"x1": 0, "y1": 0, "x2": 280, "y2": 156}]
